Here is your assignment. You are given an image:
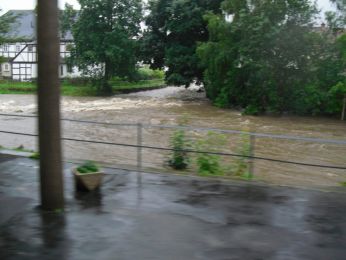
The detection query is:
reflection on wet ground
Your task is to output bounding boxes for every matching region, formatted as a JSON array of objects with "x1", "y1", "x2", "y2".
[
  {"x1": 0, "y1": 87, "x2": 345, "y2": 187},
  {"x1": 0, "y1": 157, "x2": 346, "y2": 260}
]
